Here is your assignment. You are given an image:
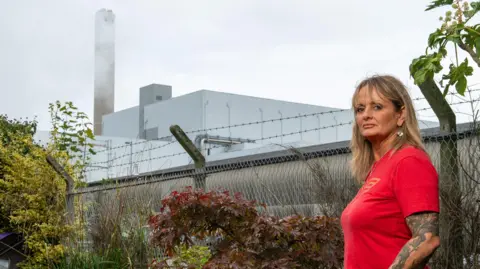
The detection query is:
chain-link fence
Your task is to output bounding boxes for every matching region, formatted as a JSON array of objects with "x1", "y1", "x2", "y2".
[
  {"x1": 70, "y1": 123, "x2": 480, "y2": 261},
  {"x1": 66, "y1": 93, "x2": 480, "y2": 268}
]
